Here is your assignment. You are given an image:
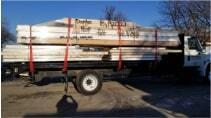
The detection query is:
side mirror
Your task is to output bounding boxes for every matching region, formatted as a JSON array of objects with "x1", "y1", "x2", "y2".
[{"x1": 198, "y1": 49, "x2": 205, "y2": 55}]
